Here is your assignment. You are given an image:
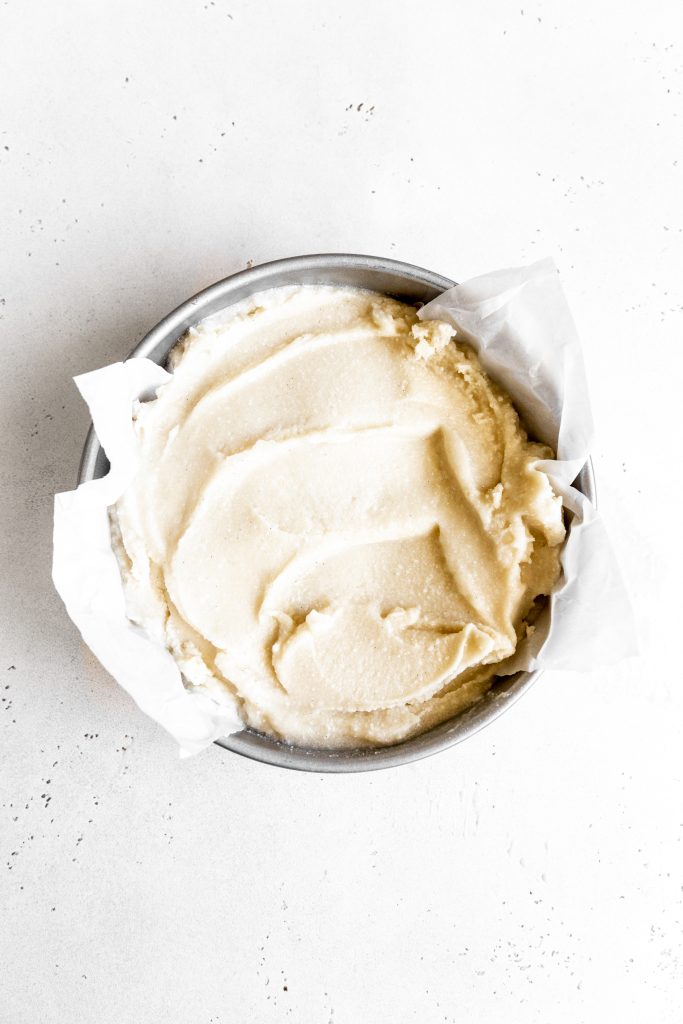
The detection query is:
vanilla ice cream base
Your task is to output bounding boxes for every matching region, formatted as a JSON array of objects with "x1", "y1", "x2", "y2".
[{"x1": 111, "y1": 285, "x2": 565, "y2": 749}]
